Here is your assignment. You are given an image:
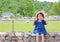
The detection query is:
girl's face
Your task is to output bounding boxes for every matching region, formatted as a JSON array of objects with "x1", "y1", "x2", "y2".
[{"x1": 37, "y1": 14, "x2": 44, "y2": 20}]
